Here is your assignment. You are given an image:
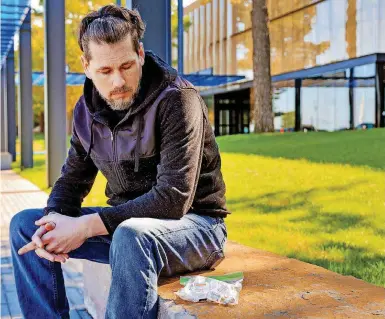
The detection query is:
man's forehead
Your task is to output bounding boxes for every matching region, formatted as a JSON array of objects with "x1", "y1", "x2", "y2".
[{"x1": 88, "y1": 36, "x2": 137, "y2": 65}]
